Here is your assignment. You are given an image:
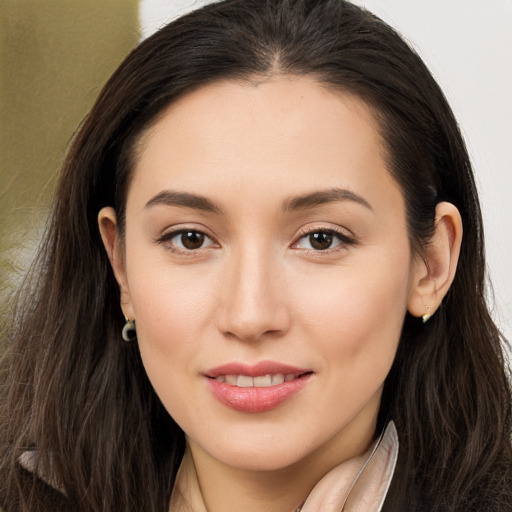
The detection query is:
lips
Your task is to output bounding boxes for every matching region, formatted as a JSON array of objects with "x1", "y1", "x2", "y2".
[{"x1": 204, "y1": 361, "x2": 313, "y2": 413}]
